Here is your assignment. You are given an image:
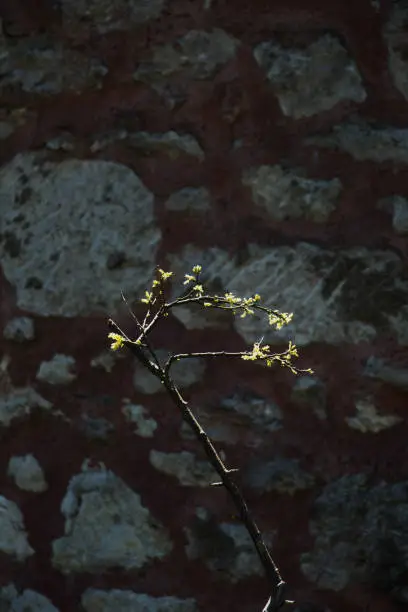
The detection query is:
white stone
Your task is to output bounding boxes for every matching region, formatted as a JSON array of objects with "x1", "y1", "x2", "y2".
[
  {"x1": 254, "y1": 34, "x2": 366, "y2": 118},
  {"x1": 346, "y1": 398, "x2": 402, "y2": 433},
  {"x1": 8, "y1": 454, "x2": 48, "y2": 492},
  {"x1": 168, "y1": 242, "x2": 408, "y2": 346},
  {"x1": 165, "y1": 187, "x2": 211, "y2": 212},
  {"x1": 62, "y1": 0, "x2": 165, "y2": 34},
  {"x1": 0, "y1": 496, "x2": 34, "y2": 560},
  {"x1": 306, "y1": 118, "x2": 408, "y2": 164},
  {"x1": 122, "y1": 401, "x2": 157, "y2": 437},
  {"x1": 3, "y1": 316, "x2": 35, "y2": 342},
  {"x1": 384, "y1": 1, "x2": 408, "y2": 102},
  {"x1": 129, "y1": 131, "x2": 204, "y2": 160},
  {"x1": 149, "y1": 450, "x2": 217, "y2": 486},
  {"x1": 0, "y1": 153, "x2": 160, "y2": 316},
  {"x1": 242, "y1": 165, "x2": 341, "y2": 222},
  {"x1": 81, "y1": 589, "x2": 198, "y2": 612},
  {"x1": 0, "y1": 35, "x2": 107, "y2": 93},
  {"x1": 0, "y1": 387, "x2": 52, "y2": 427},
  {"x1": 378, "y1": 195, "x2": 408, "y2": 234},
  {"x1": 0, "y1": 584, "x2": 59, "y2": 612},
  {"x1": 52, "y1": 462, "x2": 172, "y2": 573},
  {"x1": 36, "y1": 354, "x2": 76, "y2": 385}
]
